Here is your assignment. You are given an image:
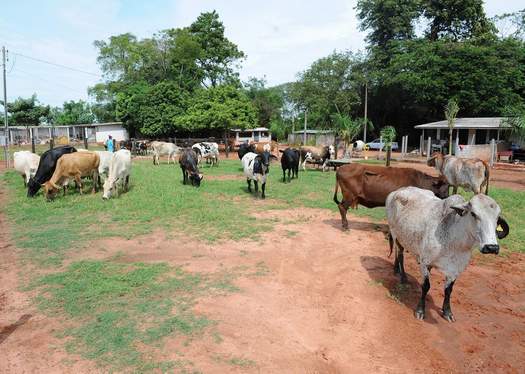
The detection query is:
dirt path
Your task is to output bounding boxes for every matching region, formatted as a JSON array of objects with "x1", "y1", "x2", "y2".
[{"x1": 66, "y1": 209, "x2": 525, "y2": 373}]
